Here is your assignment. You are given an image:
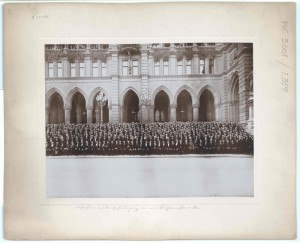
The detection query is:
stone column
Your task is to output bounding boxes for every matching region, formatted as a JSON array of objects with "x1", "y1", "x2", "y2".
[
  {"x1": 119, "y1": 106, "x2": 123, "y2": 122},
  {"x1": 192, "y1": 53, "x2": 199, "y2": 74},
  {"x1": 62, "y1": 57, "x2": 69, "y2": 77},
  {"x1": 205, "y1": 57, "x2": 209, "y2": 74},
  {"x1": 64, "y1": 106, "x2": 71, "y2": 124},
  {"x1": 86, "y1": 106, "x2": 93, "y2": 124},
  {"x1": 95, "y1": 107, "x2": 100, "y2": 123},
  {"x1": 85, "y1": 56, "x2": 91, "y2": 77},
  {"x1": 182, "y1": 56, "x2": 186, "y2": 75},
  {"x1": 45, "y1": 62, "x2": 49, "y2": 77},
  {"x1": 215, "y1": 103, "x2": 220, "y2": 121},
  {"x1": 54, "y1": 61, "x2": 58, "y2": 77},
  {"x1": 45, "y1": 107, "x2": 49, "y2": 124},
  {"x1": 169, "y1": 44, "x2": 177, "y2": 75},
  {"x1": 192, "y1": 104, "x2": 199, "y2": 121},
  {"x1": 170, "y1": 104, "x2": 177, "y2": 122}
]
